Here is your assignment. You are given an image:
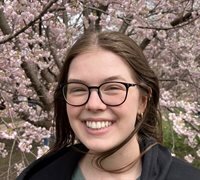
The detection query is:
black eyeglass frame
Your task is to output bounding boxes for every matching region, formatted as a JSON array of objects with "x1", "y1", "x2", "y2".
[{"x1": 62, "y1": 81, "x2": 140, "y2": 107}]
